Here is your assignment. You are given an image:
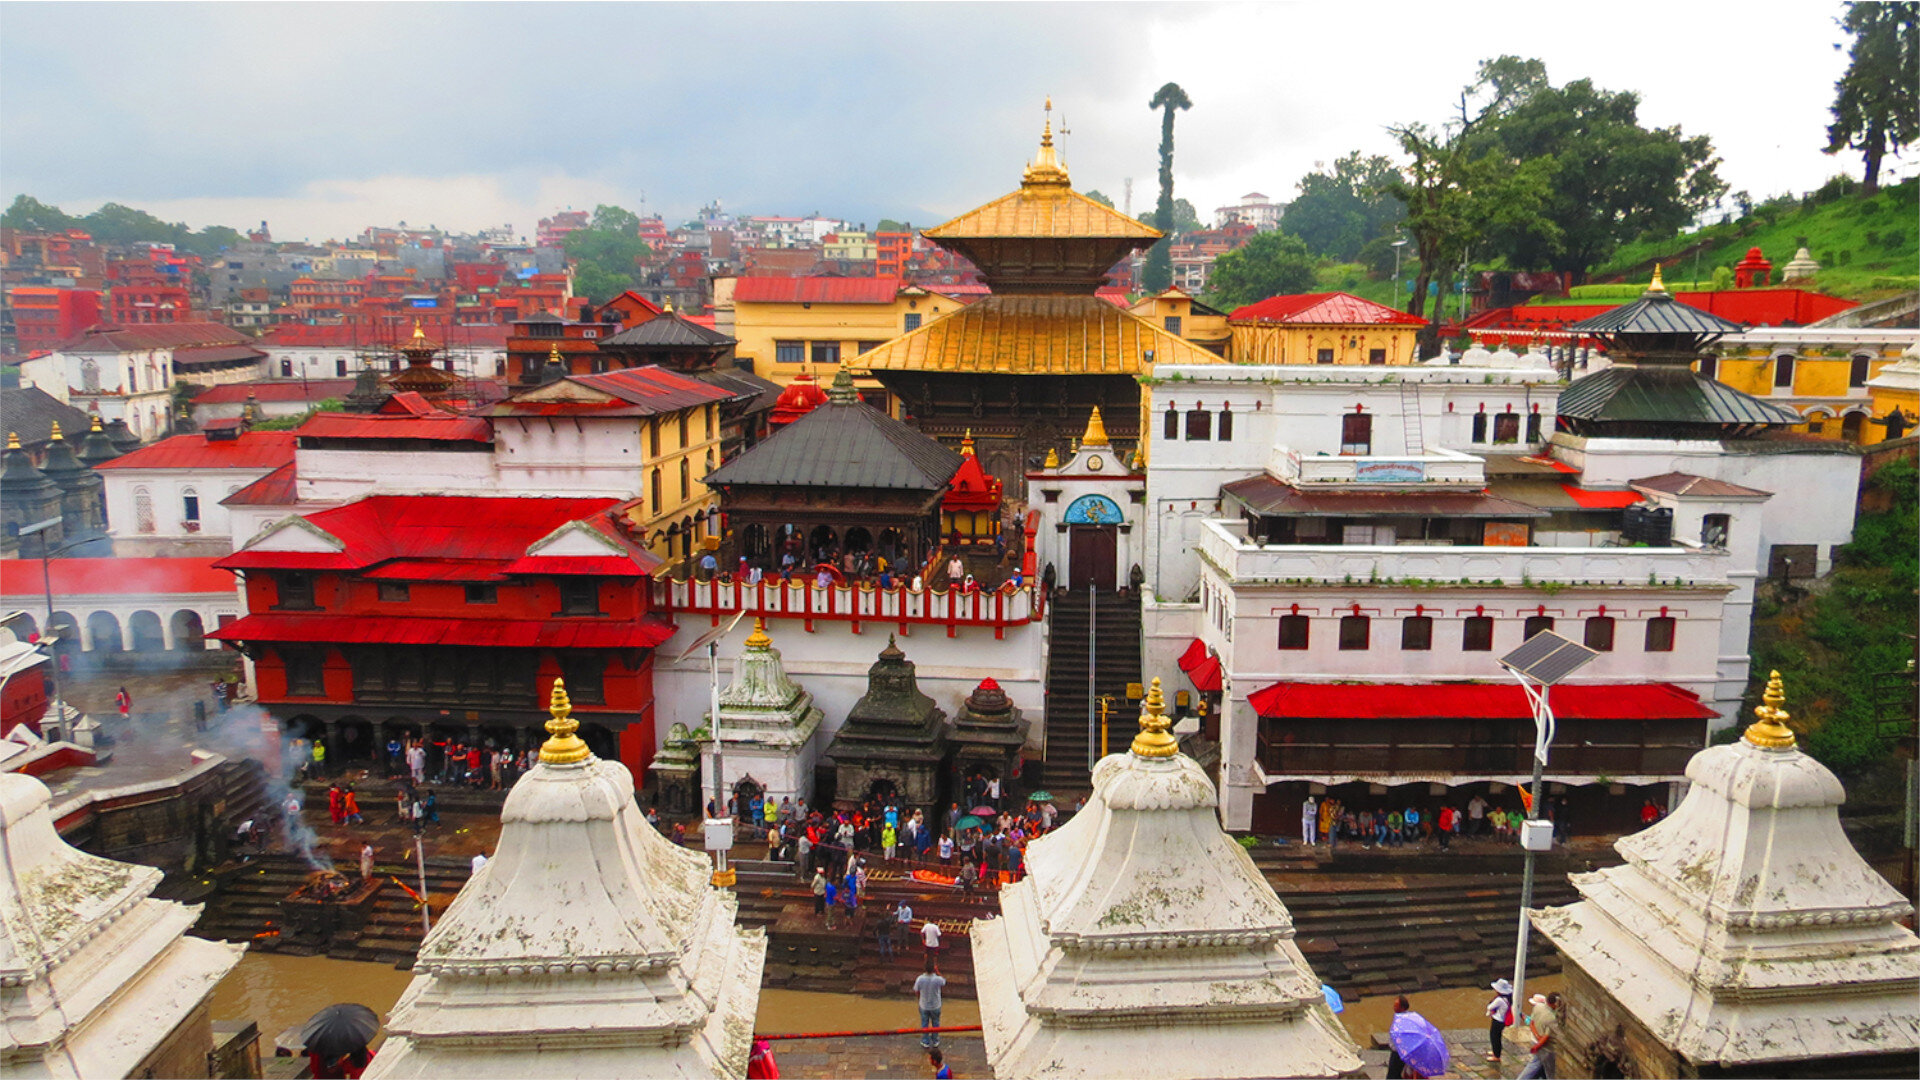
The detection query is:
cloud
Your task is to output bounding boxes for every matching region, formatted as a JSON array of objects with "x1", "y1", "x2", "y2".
[{"x1": 0, "y1": 2, "x2": 1873, "y2": 239}]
